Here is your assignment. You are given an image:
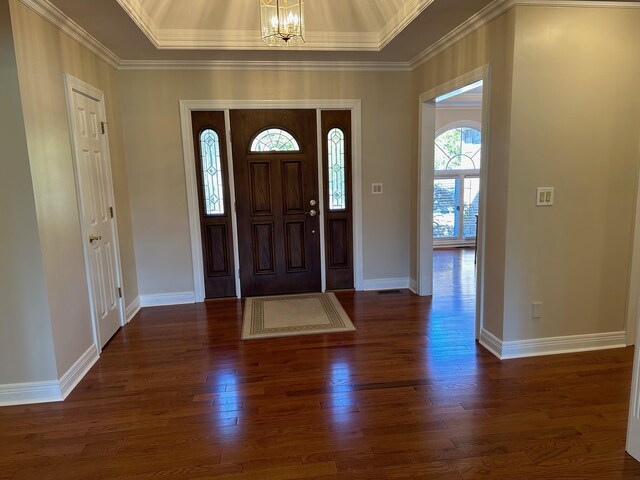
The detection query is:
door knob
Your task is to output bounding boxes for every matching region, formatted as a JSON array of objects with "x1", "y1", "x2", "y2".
[
  {"x1": 89, "y1": 234, "x2": 102, "y2": 243},
  {"x1": 308, "y1": 210, "x2": 317, "y2": 217},
  {"x1": 310, "y1": 199, "x2": 317, "y2": 206}
]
